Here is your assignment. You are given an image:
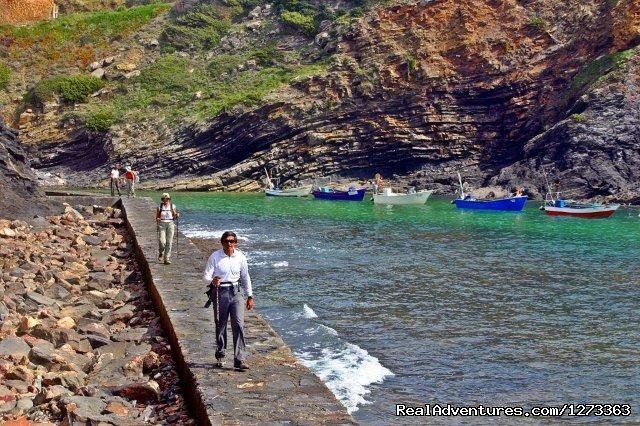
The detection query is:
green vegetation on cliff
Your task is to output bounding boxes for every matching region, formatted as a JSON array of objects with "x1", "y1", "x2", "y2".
[
  {"x1": 0, "y1": 4, "x2": 170, "y2": 70},
  {"x1": 24, "y1": 75, "x2": 105, "y2": 105},
  {"x1": 1, "y1": 0, "x2": 381, "y2": 133},
  {"x1": 79, "y1": 52, "x2": 327, "y2": 130},
  {"x1": 161, "y1": 5, "x2": 233, "y2": 51},
  {"x1": 571, "y1": 48, "x2": 636, "y2": 91},
  {"x1": 0, "y1": 62, "x2": 9, "y2": 90},
  {"x1": 280, "y1": 11, "x2": 317, "y2": 35},
  {"x1": 564, "y1": 47, "x2": 637, "y2": 104}
]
